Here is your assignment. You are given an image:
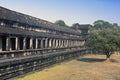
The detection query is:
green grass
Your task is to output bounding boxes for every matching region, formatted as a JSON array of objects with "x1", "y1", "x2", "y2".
[{"x1": 16, "y1": 54, "x2": 120, "y2": 80}]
